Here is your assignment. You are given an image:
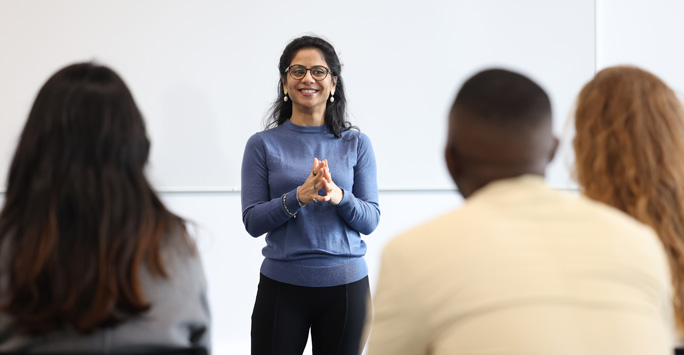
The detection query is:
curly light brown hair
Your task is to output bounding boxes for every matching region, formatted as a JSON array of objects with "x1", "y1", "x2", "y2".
[{"x1": 574, "y1": 65, "x2": 684, "y2": 336}]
